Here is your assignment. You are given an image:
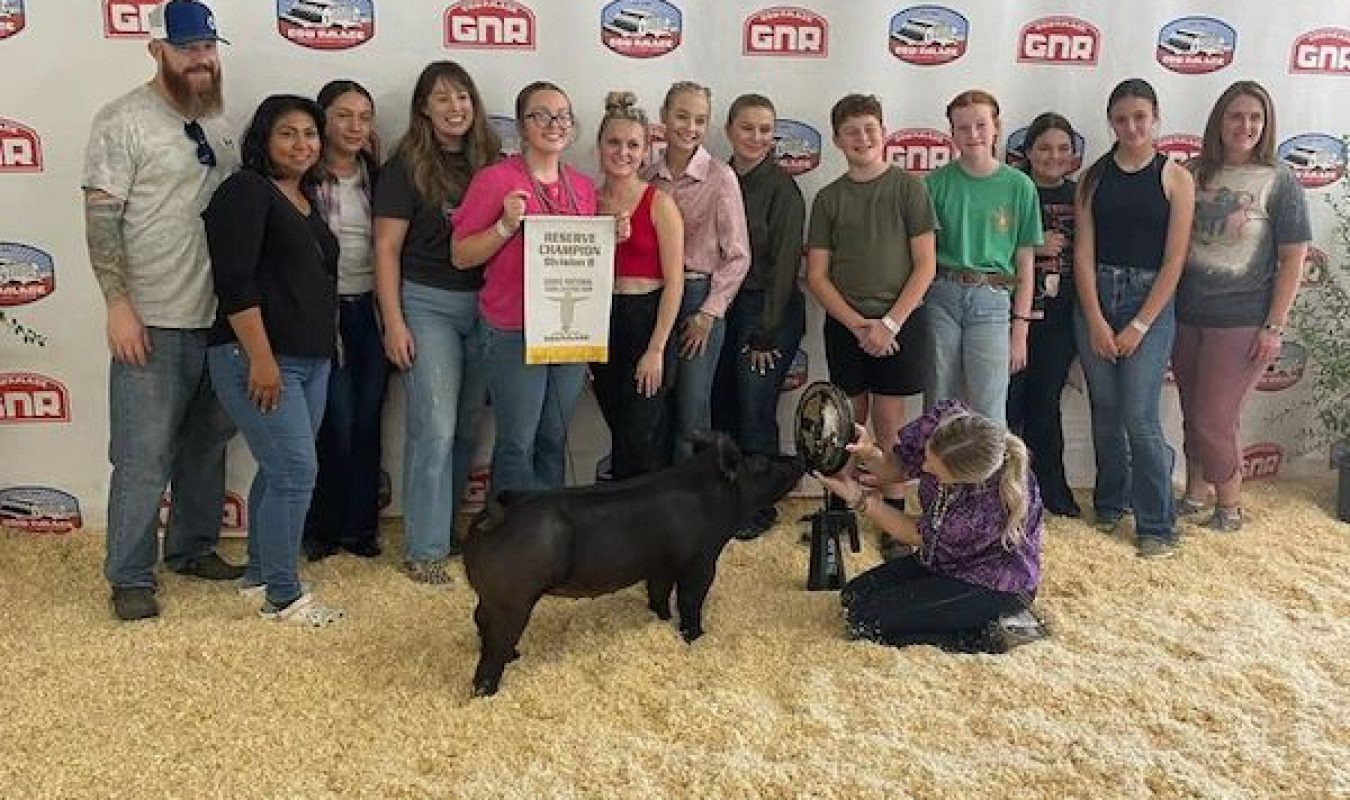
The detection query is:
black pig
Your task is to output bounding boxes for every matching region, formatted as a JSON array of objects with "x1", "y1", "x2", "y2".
[{"x1": 462, "y1": 434, "x2": 804, "y2": 696}]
